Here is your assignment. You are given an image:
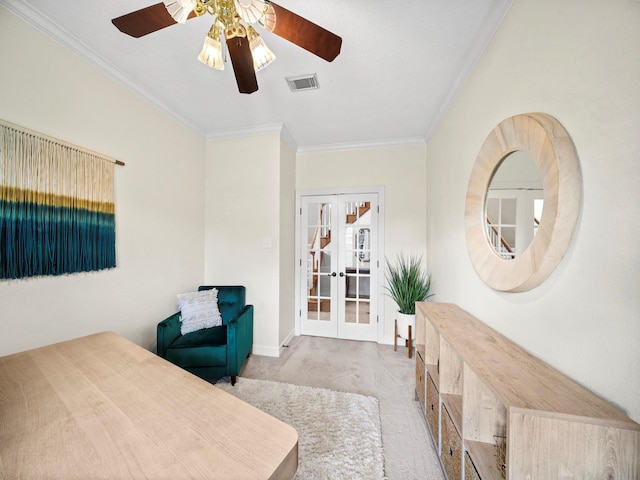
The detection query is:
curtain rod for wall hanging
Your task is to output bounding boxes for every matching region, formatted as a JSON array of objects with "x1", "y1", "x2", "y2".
[{"x1": 0, "y1": 118, "x2": 125, "y2": 167}]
